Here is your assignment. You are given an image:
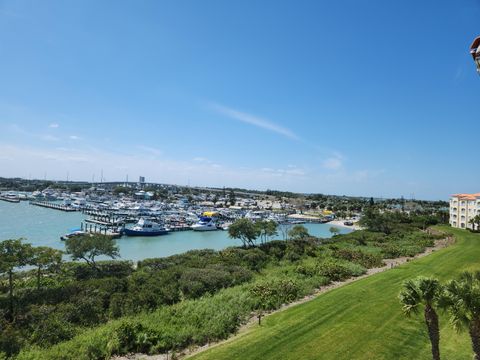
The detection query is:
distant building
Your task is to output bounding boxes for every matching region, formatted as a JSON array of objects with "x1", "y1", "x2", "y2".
[
  {"x1": 139, "y1": 176, "x2": 145, "y2": 184},
  {"x1": 449, "y1": 193, "x2": 480, "y2": 229}
]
